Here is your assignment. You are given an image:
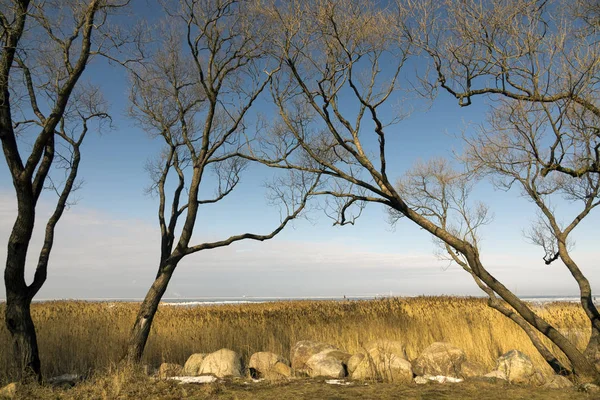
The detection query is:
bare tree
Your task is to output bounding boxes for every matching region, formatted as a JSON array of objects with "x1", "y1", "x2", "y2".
[
  {"x1": 0, "y1": 0, "x2": 129, "y2": 380},
  {"x1": 123, "y1": 0, "x2": 320, "y2": 363},
  {"x1": 250, "y1": 0, "x2": 600, "y2": 381},
  {"x1": 406, "y1": 0, "x2": 600, "y2": 378}
]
